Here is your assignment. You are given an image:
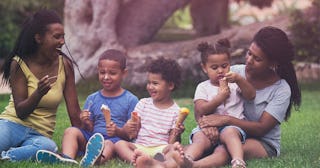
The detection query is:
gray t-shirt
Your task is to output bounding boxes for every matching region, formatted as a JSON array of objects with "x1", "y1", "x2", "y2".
[{"x1": 231, "y1": 65, "x2": 291, "y2": 156}]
